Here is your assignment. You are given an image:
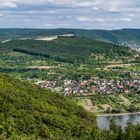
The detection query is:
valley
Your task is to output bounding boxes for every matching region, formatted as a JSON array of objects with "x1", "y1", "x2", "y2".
[
  {"x1": 1, "y1": 0, "x2": 140, "y2": 137},
  {"x1": 0, "y1": 32, "x2": 140, "y2": 115},
  {"x1": 0, "y1": 29, "x2": 140, "y2": 139}
]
